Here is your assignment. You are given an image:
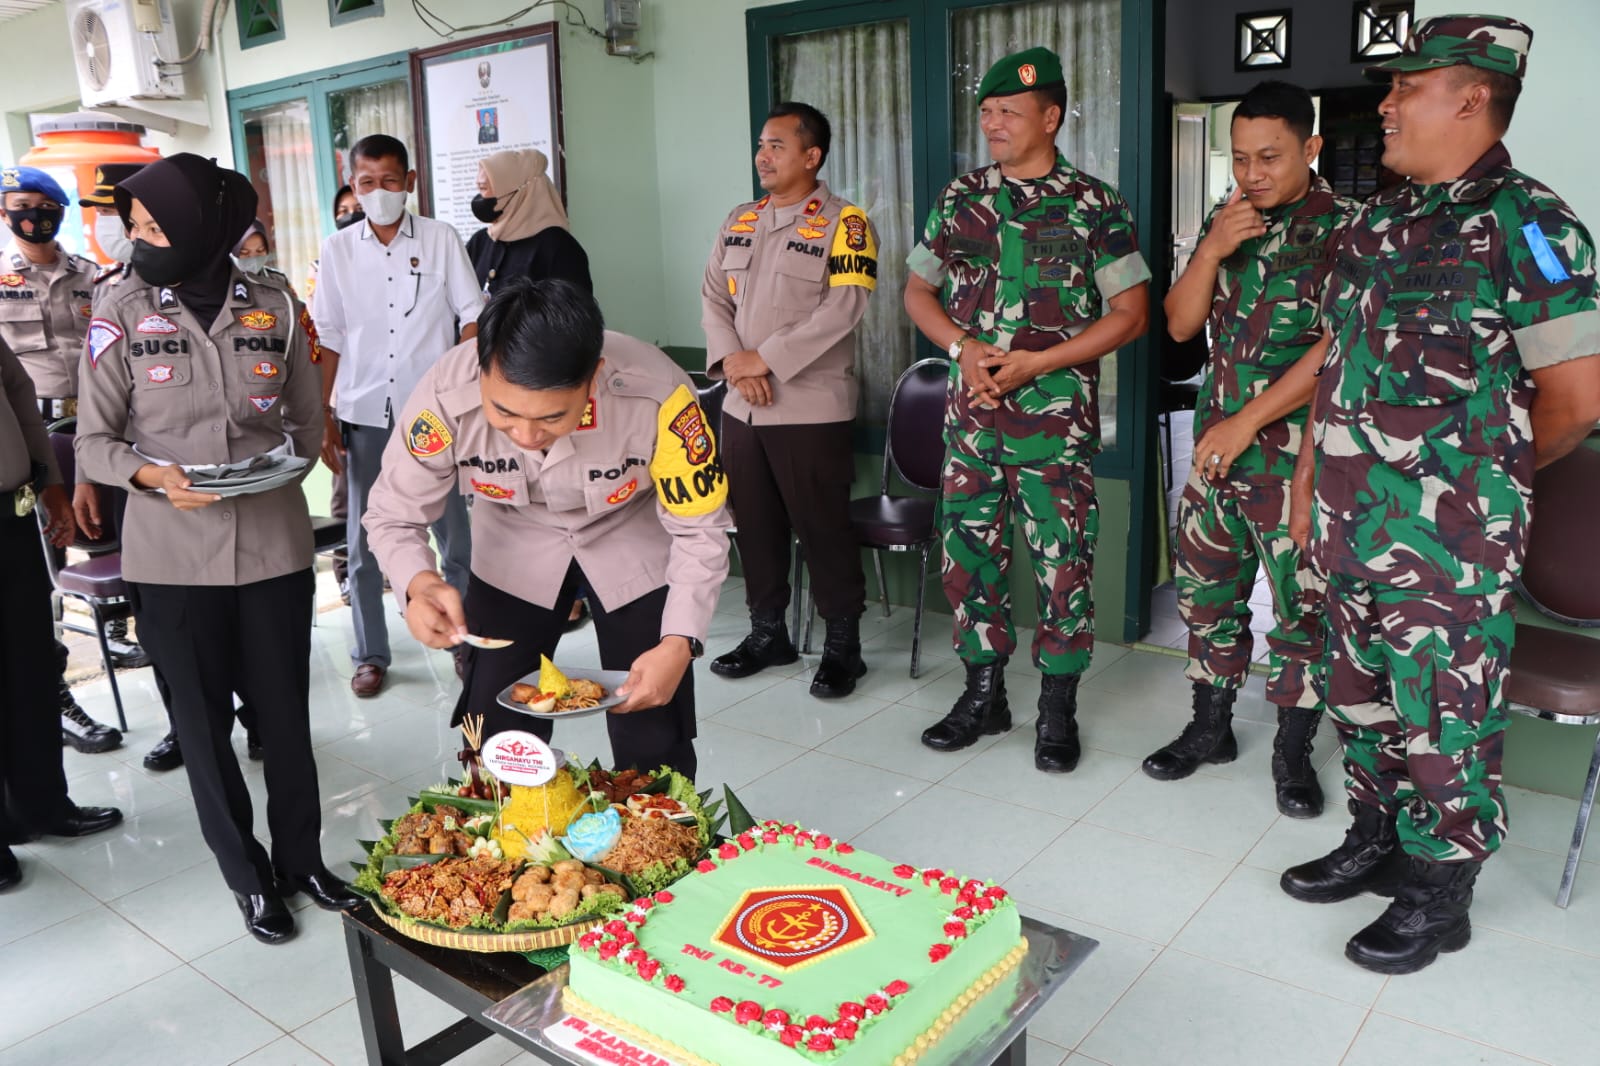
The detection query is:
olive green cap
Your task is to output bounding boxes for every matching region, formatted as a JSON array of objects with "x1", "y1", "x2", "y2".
[
  {"x1": 977, "y1": 46, "x2": 1064, "y2": 101},
  {"x1": 1366, "y1": 14, "x2": 1533, "y2": 81}
]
